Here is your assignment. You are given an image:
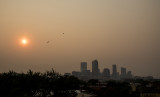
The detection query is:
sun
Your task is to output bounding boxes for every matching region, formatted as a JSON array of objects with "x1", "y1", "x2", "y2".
[{"x1": 21, "y1": 38, "x2": 28, "y2": 45}]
